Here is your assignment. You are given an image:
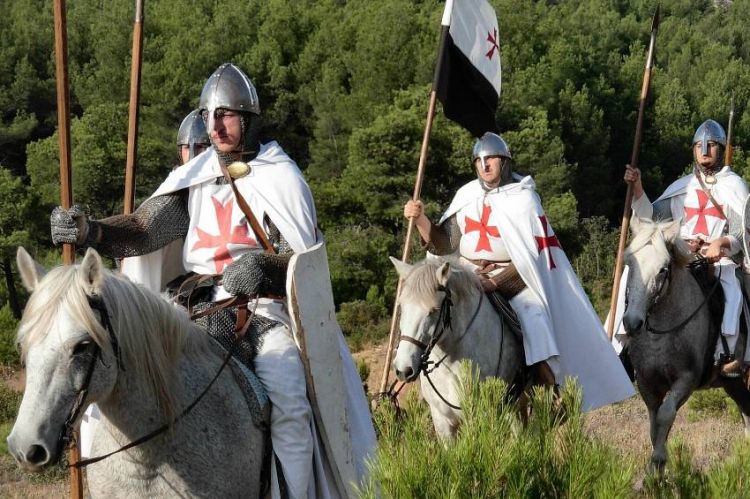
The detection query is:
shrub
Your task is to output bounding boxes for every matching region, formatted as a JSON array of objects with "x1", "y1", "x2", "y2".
[
  {"x1": 0, "y1": 304, "x2": 19, "y2": 367},
  {"x1": 688, "y1": 389, "x2": 742, "y2": 423},
  {"x1": 337, "y1": 298, "x2": 389, "y2": 352},
  {"x1": 358, "y1": 362, "x2": 634, "y2": 497},
  {"x1": 0, "y1": 381, "x2": 21, "y2": 422}
]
